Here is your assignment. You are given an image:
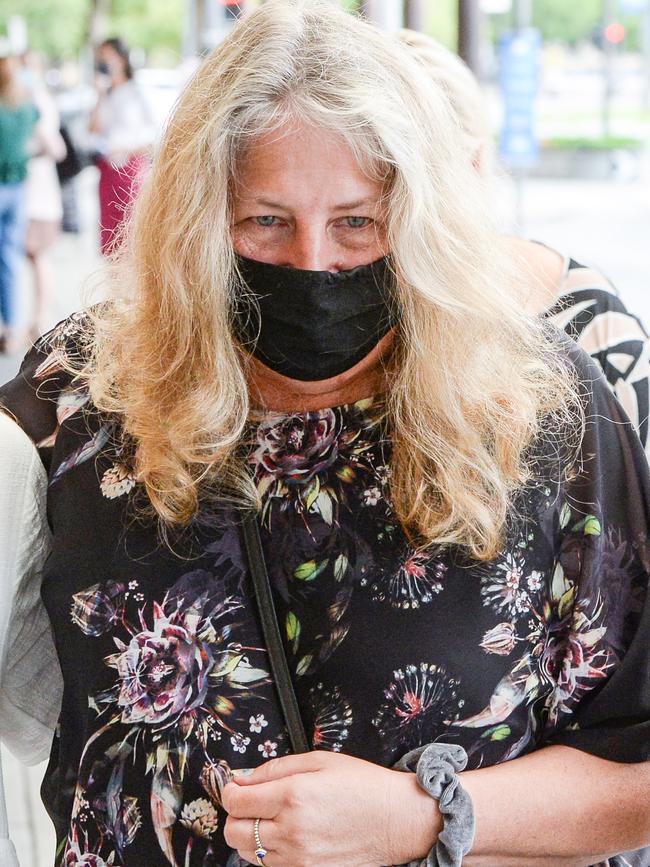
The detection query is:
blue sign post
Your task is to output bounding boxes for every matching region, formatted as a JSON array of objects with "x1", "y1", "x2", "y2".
[{"x1": 499, "y1": 28, "x2": 542, "y2": 168}]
